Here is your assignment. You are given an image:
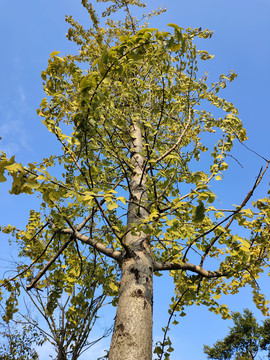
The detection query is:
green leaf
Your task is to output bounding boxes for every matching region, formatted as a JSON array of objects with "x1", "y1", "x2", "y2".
[
  {"x1": 0, "y1": 173, "x2": 7, "y2": 182},
  {"x1": 193, "y1": 201, "x2": 205, "y2": 223},
  {"x1": 109, "y1": 282, "x2": 118, "y2": 292},
  {"x1": 153, "y1": 346, "x2": 163, "y2": 354},
  {"x1": 239, "y1": 238, "x2": 250, "y2": 252}
]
